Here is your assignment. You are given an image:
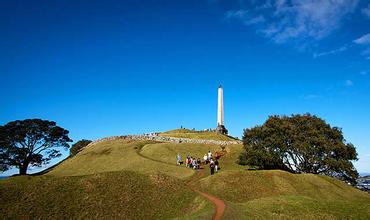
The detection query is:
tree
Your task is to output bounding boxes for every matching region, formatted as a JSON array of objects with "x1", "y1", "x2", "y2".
[
  {"x1": 0, "y1": 119, "x2": 72, "y2": 175},
  {"x1": 70, "y1": 139, "x2": 92, "y2": 156},
  {"x1": 240, "y1": 114, "x2": 359, "y2": 184}
]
